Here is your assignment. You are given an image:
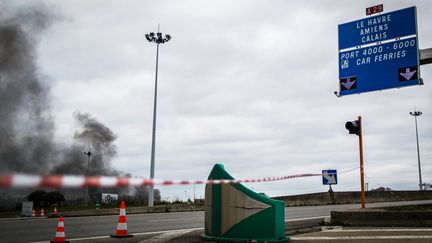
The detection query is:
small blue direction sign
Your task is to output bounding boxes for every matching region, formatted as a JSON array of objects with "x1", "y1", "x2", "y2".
[
  {"x1": 322, "y1": 170, "x2": 337, "y2": 185},
  {"x1": 338, "y1": 6, "x2": 421, "y2": 96}
]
